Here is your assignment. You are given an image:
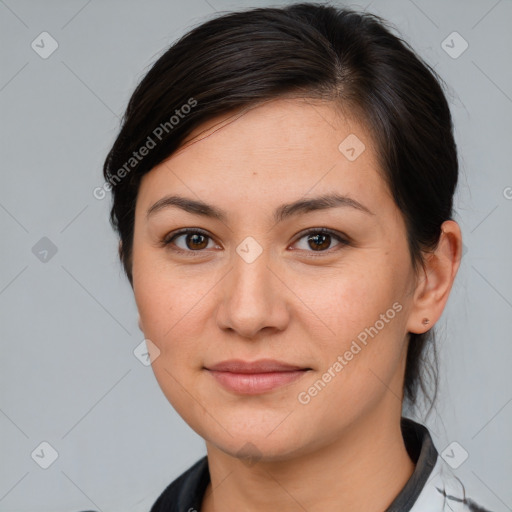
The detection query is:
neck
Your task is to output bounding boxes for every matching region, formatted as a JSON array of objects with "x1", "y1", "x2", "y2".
[{"x1": 201, "y1": 402, "x2": 416, "y2": 512}]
